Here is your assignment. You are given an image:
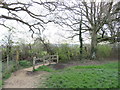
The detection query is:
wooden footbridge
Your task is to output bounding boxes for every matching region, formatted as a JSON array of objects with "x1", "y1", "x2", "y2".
[{"x1": 32, "y1": 55, "x2": 59, "y2": 71}]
